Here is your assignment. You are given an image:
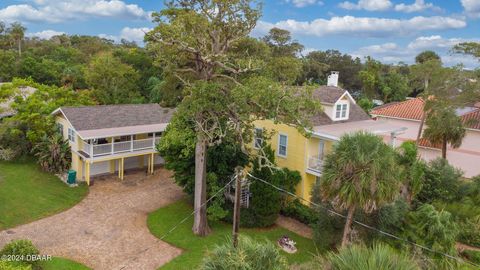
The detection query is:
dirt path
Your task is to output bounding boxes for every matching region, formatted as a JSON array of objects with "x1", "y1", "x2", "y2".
[
  {"x1": 0, "y1": 169, "x2": 184, "y2": 270},
  {"x1": 276, "y1": 215, "x2": 313, "y2": 239}
]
